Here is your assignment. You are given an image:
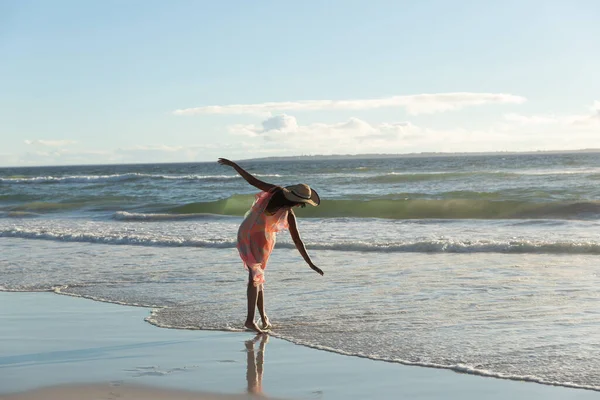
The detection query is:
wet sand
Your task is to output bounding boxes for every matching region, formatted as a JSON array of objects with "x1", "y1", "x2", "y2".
[{"x1": 0, "y1": 292, "x2": 596, "y2": 399}]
